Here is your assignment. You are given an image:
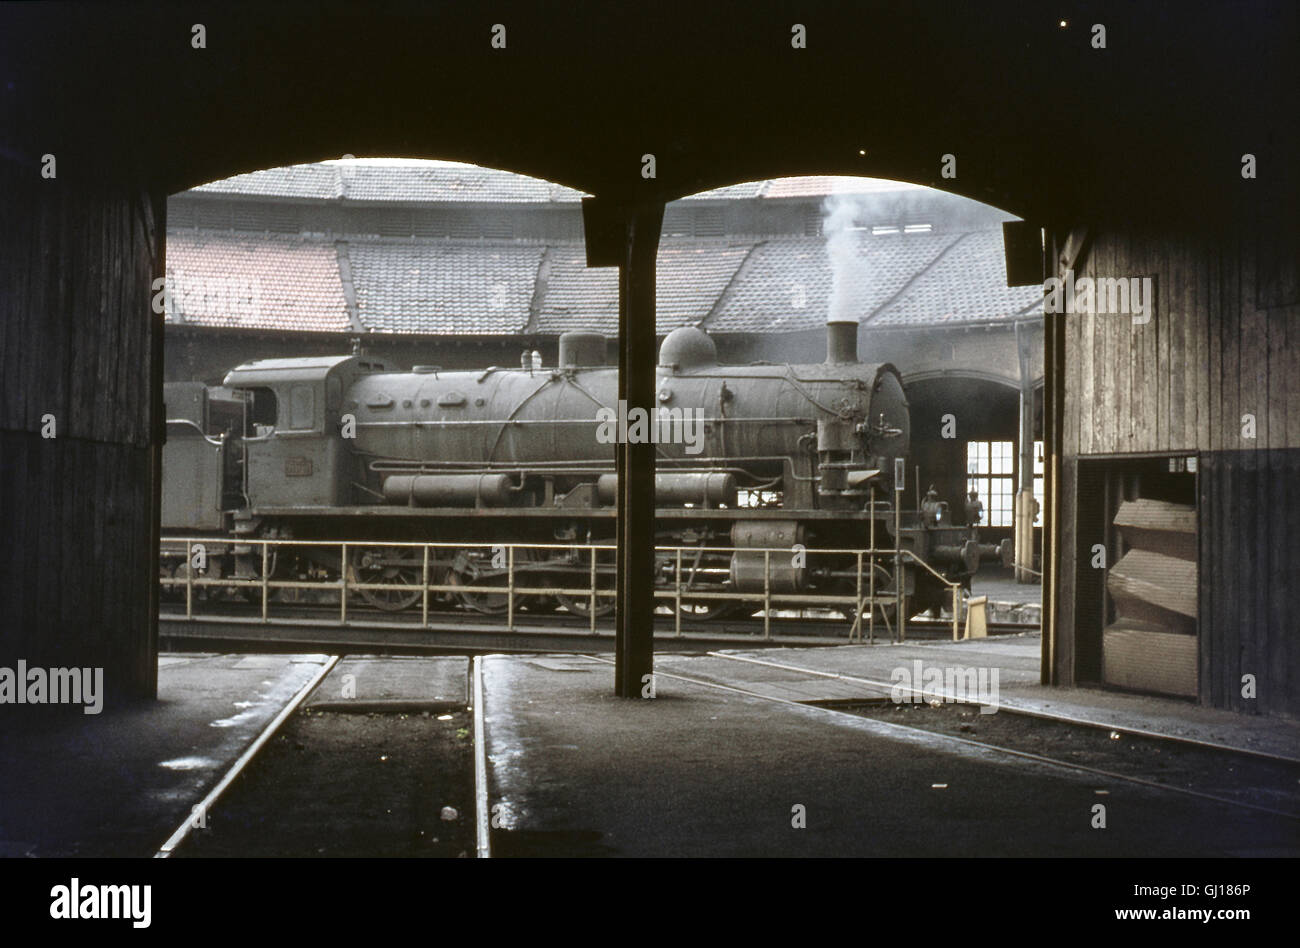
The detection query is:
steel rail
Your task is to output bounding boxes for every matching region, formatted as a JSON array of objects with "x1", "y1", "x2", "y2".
[
  {"x1": 472, "y1": 656, "x2": 491, "y2": 859},
  {"x1": 153, "y1": 655, "x2": 341, "y2": 857},
  {"x1": 707, "y1": 651, "x2": 1300, "y2": 765}
]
